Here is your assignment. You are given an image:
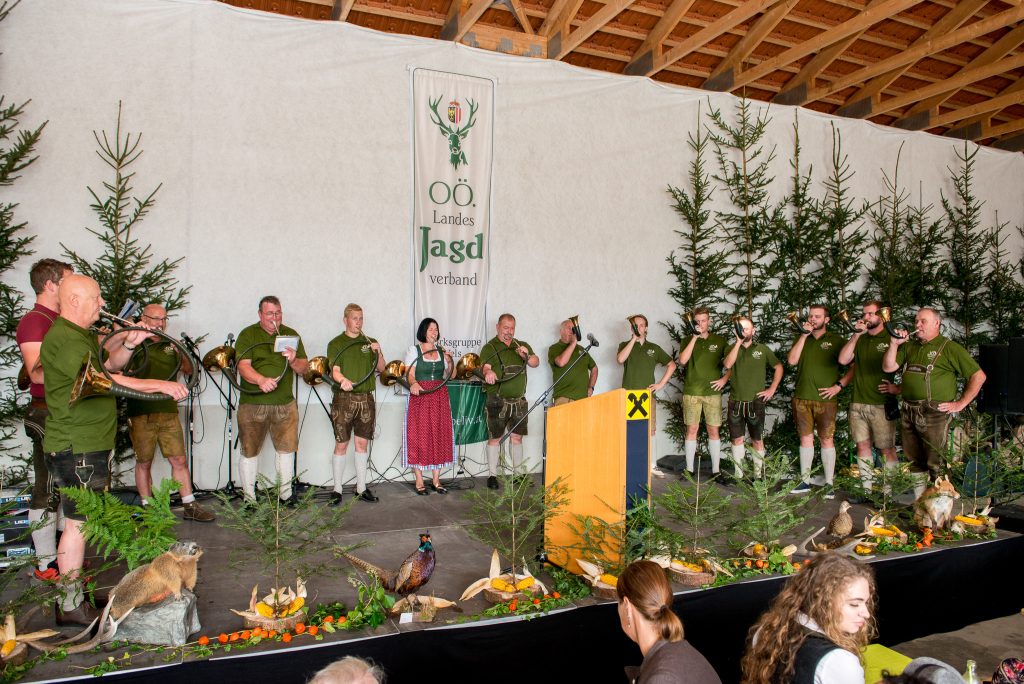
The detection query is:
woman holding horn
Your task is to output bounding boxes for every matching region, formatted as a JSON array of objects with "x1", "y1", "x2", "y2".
[{"x1": 402, "y1": 318, "x2": 455, "y2": 495}]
